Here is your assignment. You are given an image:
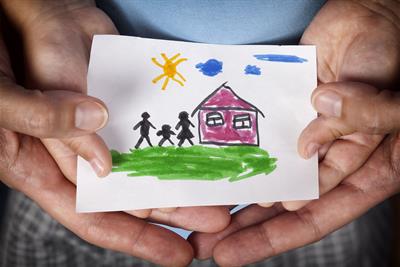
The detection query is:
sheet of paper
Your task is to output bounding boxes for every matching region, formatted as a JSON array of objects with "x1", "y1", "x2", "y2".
[{"x1": 77, "y1": 35, "x2": 318, "y2": 212}]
